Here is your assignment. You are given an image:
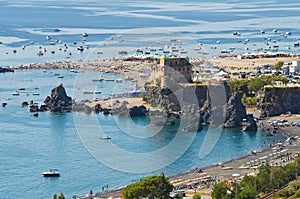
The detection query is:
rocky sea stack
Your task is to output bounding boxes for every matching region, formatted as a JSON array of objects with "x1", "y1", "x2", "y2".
[{"x1": 44, "y1": 84, "x2": 73, "y2": 113}]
